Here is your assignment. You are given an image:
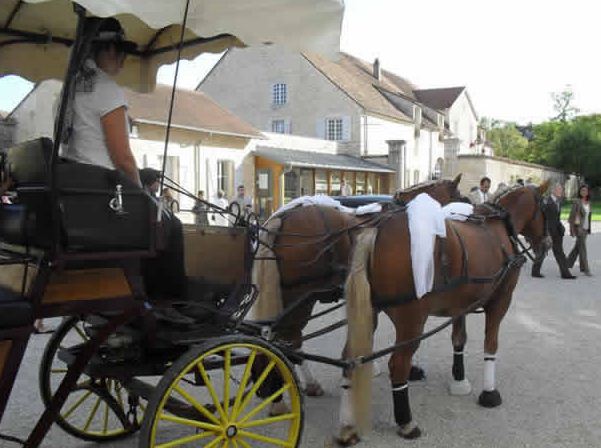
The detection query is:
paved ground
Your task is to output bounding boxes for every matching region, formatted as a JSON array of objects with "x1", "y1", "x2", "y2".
[{"x1": 3, "y1": 224, "x2": 601, "y2": 447}]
